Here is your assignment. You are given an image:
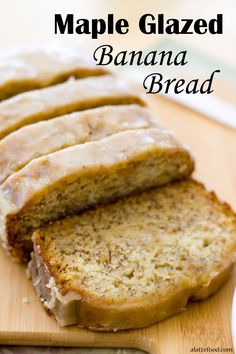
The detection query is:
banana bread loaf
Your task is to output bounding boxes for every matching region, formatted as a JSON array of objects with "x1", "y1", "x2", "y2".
[
  {"x1": 29, "y1": 179, "x2": 236, "y2": 331},
  {"x1": 0, "y1": 128, "x2": 194, "y2": 262}
]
